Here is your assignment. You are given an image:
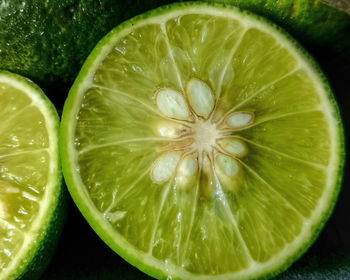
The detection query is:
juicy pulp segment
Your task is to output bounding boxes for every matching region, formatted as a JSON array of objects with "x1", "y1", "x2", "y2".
[
  {"x1": 0, "y1": 78, "x2": 57, "y2": 277},
  {"x1": 68, "y1": 6, "x2": 341, "y2": 279},
  {"x1": 0, "y1": 222, "x2": 23, "y2": 271}
]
